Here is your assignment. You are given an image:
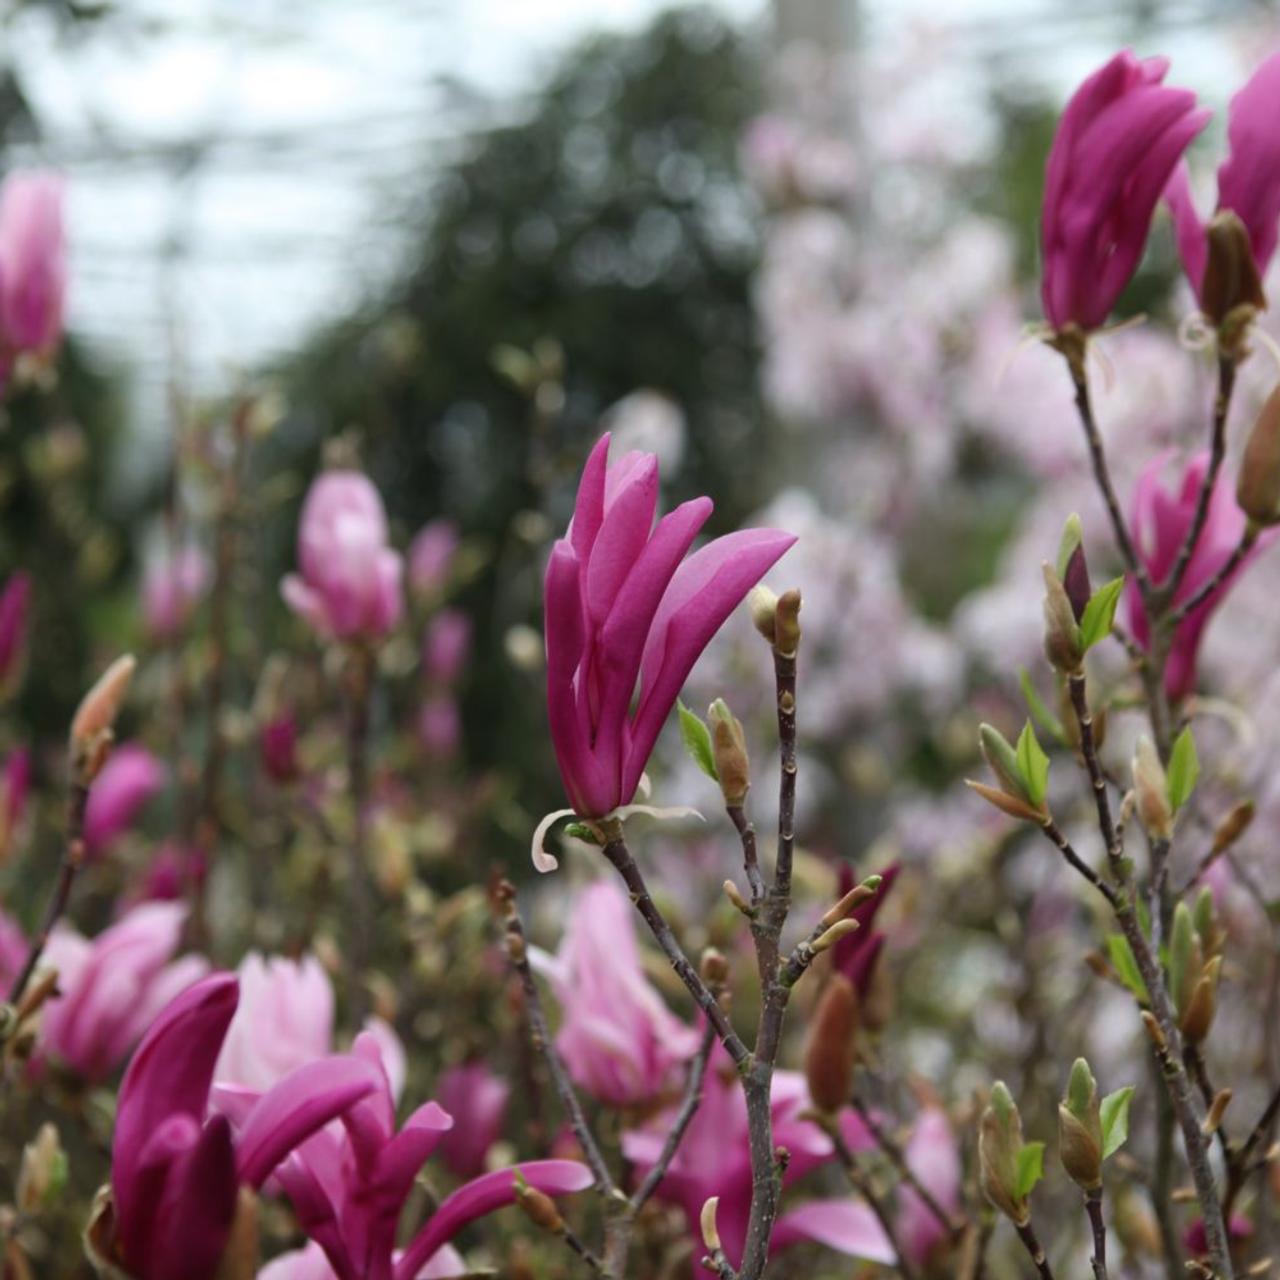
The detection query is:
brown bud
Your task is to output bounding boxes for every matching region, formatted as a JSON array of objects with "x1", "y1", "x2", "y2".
[
  {"x1": 1201, "y1": 209, "x2": 1266, "y2": 329},
  {"x1": 515, "y1": 1184, "x2": 564, "y2": 1234},
  {"x1": 811, "y1": 918, "x2": 860, "y2": 955},
  {"x1": 1239, "y1": 384, "x2": 1280, "y2": 528},
  {"x1": 723, "y1": 878, "x2": 751, "y2": 915},
  {"x1": 979, "y1": 1083, "x2": 1029, "y2": 1225},
  {"x1": 1180, "y1": 955, "x2": 1222, "y2": 1045},
  {"x1": 16, "y1": 1123, "x2": 65, "y2": 1213},
  {"x1": 700, "y1": 1196, "x2": 722, "y2": 1252},
  {"x1": 1113, "y1": 1187, "x2": 1164, "y2": 1259},
  {"x1": 1132, "y1": 736, "x2": 1172, "y2": 841},
  {"x1": 821, "y1": 881, "x2": 876, "y2": 929},
  {"x1": 69, "y1": 655, "x2": 136, "y2": 782},
  {"x1": 1203, "y1": 1089, "x2": 1233, "y2": 1136},
  {"x1": 700, "y1": 947, "x2": 730, "y2": 987},
  {"x1": 965, "y1": 780, "x2": 1047, "y2": 825},
  {"x1": 775, "y1": 589, "x2": 802, "y2": 658},
  {"x1": 1211, "y1": 800, "x2": 1255, "y2": 856},
  {"x1": 1140, "y1": 1011, "x2": 1166, "y2": 1051},
  {"x1": 1059, "y1": 1060, "x2": 1102, "y2": 1191},
  {"x1": 708, "y1": 699, "x2": 750, "y2": 806},
  {"x1": 1042, "y1": 563, "x2": 1084, "y2": 674},
  {"x1": 804, "y1": 974, "x2": 858, "y2": 1113}
]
